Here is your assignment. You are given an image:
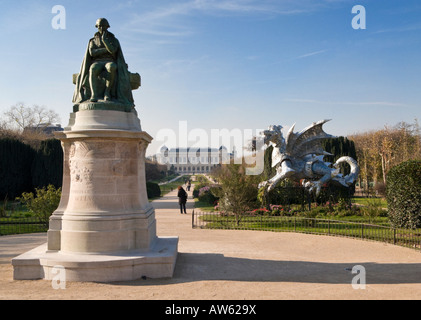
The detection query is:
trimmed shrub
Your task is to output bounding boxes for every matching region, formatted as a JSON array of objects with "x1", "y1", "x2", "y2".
[
  {"x1": 386, "y1": 160, "x2": 421, "y2": 229},
  {"x1": 193, "y1": 182, "x2": 208, "y2": 198},
  {"x1": 0, "y1": 138, "x2": 36, "y2": 199},
  {"x1": 146, "y1": 182, "x2": 161, "y2": 199},
  {"x1": 0, "y1": 137, "x2": 63, "y2": 200},
  {"x1": 198, "y1": 185, "x2": 218, "y2": 205},
  {"x1": 31, "y1": 139, "x2": 63, "y2": 189}
]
